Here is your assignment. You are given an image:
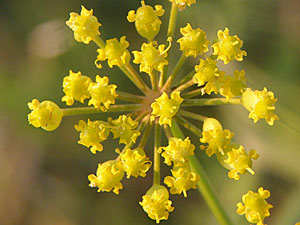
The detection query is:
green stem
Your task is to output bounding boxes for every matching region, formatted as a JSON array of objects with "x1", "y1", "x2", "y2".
[
  {"x1": 93, "y1": 36, "x2": 105, "y2": 48},
  {"x1": 182, "y1": 88, "x2": 203, "y2": 99},
  {"x1": 138, "y1": 123, "x2": 152, "y2": 149},
  {"x1": 119, "y1": 65, "x2": 149, "y2": 94},
  {"x1": 173, "y1": 79, "x2": 195, "y2": 92},
  {"x1": 150, "y1": 71, "x2": 158, "y2": 91},
  {"x1": 175, "y1": 69, "x2": 195, "y2": 87},
  {"x1": 123, "y1": 64, "x2": 151, "y2": 93},
  {"x1": 153, "y1": 122, "x2": 161, "y2": 185},
  {"x1": 178, "y1": 109, "x2": 208, "y2": 122},
  {"x1": 174, "y1": 115, "x2": 202, "y2": 137},
  {"x1": 62, "y1": 104, "x2": 141, "y2": 116},
  {"x1": 170, "y1": 121, "x2": 235, "y2": 225},
  {"x1": 182, "y1": 98, "x2": 241, "y2": 107},
  {"x1": 117, "y1": 91, "x2": 144, "y2": 103},
  {"x1": 167, "y1": 3, "x2": 178, "y2": 38},
  {"x1": 159, "y1": 3, "x2": 178, "y2": 88},
  {"x1": 163, "y1": 124, "x2": 173, "y2": 139},
  {"x1": 162, "y1": 53, "x2": 187, "y2": 92}
]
